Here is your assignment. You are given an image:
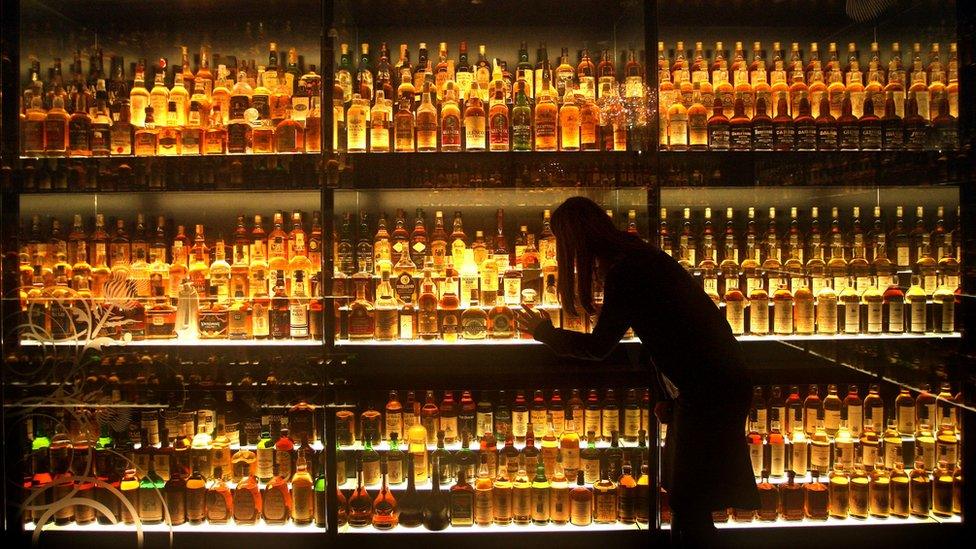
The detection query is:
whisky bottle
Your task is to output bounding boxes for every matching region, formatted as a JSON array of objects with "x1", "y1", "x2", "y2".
[
  {"x1": 593, "y1": 465, "x2": 617, "y2": 524},
  {"x1": 534, "y1": 73, "x2": 558, "y2": 151},
  {"x1": 569, "y1": 470, "x2": 593, "y2": 526},
  {"x1": 206, "y1": 467, "x2": 233, "y2": 524},
  {"x1": 860, "y1": 425, "x2": 880, "y2": 469},
  {"x1": 186, "y1": 463, "x2": 210, "y2": 525},
  {"x1": 747, "y1": 411, "x2": 763, "y2": 477},
  {"x1": 348, "y1": 454, "x2": 373, "y2": 527},
  {"x1": 423, "y1": 457, "x2": 451, "y2": 531},
  {"x1": 469, "y1": 454, "x2": 494, "y2": 526},
  {"x1": 768, "y1": 409, "x2": 786, "y2": 477},
  {"x1": 511, "y1": 456, "x2": 532, "y2": 526},
  {"x1": 137, "y1": 462, "x2": 164, "y2": 524},
  {"x1": 706, "y1": 97, "x2": 731, "y2": 150},
  {"x1": 933, "y1": 460, "x2": 953, "y2": 517},
  {"x1": 397, "y1": 454, "x2": 423, "y2": 527},
  {"x1": 883, "y1": 420, "x2": 904, "y2": 470},
  {"x1": 233, "y1": 464, "x2": 262, "y2": 525},
  {"x1": 616, "y1": 462, "x2": 637, "y2": 524},
  {"x1": 804, "y1": 470, "x2": 829, "y2": 520},
  {"x1": 868, "y1": 465, "x2": 891, "y2": 518},
  {"x1": 781, "y1": 471, "x2": 804, "y2": 520},
  {"x1": 889, "y1": 462, "x2": 911, "y2": 518},
  {"x1": 371, "y1": 457, "x2": 398, "y2": 530},
  {"x1": 828, "y1": 464, "x2": 850, "y2": 518},
  {"x1": 909, "y1": 459, "x2": 932, "y2": 517}
]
